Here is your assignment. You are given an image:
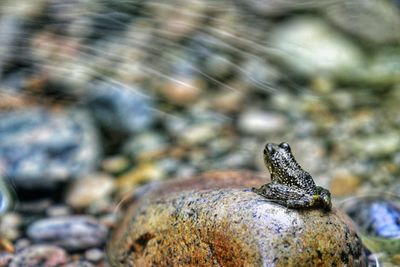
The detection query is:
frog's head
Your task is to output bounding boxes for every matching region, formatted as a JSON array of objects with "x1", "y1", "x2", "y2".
[{"x1": 263, "y1": 142, "x2": 293, "y2": 175}]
